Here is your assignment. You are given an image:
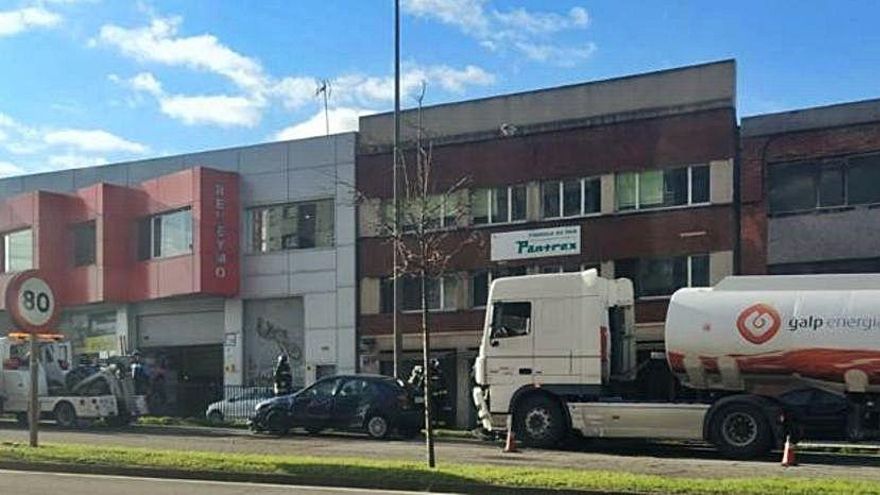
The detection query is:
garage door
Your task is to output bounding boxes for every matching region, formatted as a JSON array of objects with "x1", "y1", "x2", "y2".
[{"x1": 138, "y1": 311, "x2": 225, "y2": 348}]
